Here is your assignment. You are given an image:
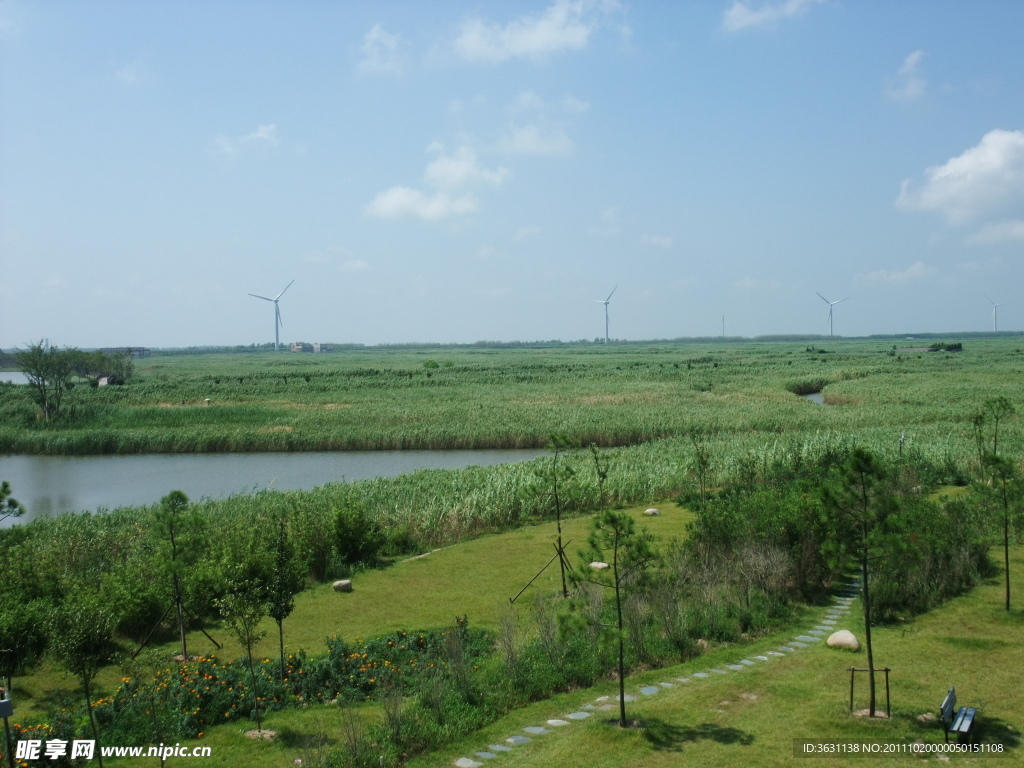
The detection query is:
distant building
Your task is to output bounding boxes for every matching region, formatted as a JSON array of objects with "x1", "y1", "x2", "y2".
[{"x1": 291, "y1": 342, "x2": 333, "y2": 353}]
